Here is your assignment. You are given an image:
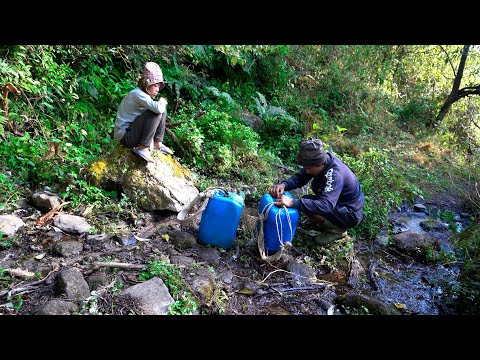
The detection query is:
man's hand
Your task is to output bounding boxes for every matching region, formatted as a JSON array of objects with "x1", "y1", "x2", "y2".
[
  {"x1": 270, "y1": 183, "x2": 285, "y2": 198},
  {"x1": 274, "y1": 194, "x2": 294, "y2": 208}
]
